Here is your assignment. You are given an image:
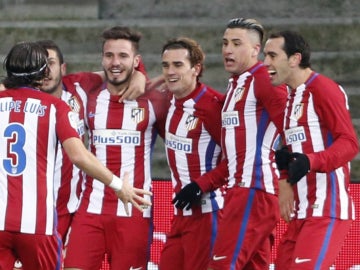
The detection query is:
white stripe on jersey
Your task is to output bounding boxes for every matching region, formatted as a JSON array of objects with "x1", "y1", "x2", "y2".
[
  {"x1": 45, "y1": 104, "x2": 56, "y2": 235},
  {"x1": 21, "y1": 98, "x2": 41, "y2": 234},
  {"x1": 242, "y1": 78, "x2": 258, "y2": 188},
  {"x1": 88, "y1": 90, "x2": 109, "y2": 214},
  {"x1": 261, "y1": 122, "x2": 278, "y2": 194},
  {"x1": 74, "y1": 82, "x2": 88, "y2": 118},
  {"x1": 0, "y1": 101, "x2": 10, "y2": 231},
  {"x1": 336, "y1": 167, "x2": 349, "y2": 219}
]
